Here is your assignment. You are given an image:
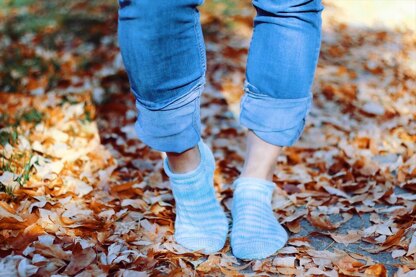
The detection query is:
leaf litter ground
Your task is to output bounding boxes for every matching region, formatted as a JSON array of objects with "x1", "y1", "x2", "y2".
[{"x1": 0, "y1": 0, "x2": 415, "y2": 276}]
